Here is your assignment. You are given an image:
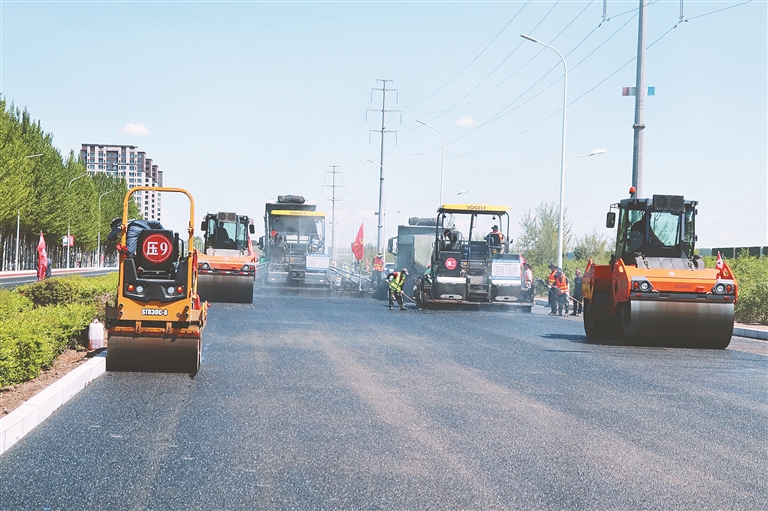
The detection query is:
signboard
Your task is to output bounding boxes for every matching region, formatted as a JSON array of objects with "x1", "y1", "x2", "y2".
[
  {"x1": 306, "y1": 255, "x2": 330, "y2": 270},
  {"x1": 444, "y1": 257, "x2": 458, "y2": 270},
  {"x1": 62, "y1": 235, "x2": 74, "y2": 247},
  {"x1": 492, "y1": 261, "x2": 521, "y2": 281},
  {"x1": 142, "y1": 233, "x2": 172, "y2": 264}
]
